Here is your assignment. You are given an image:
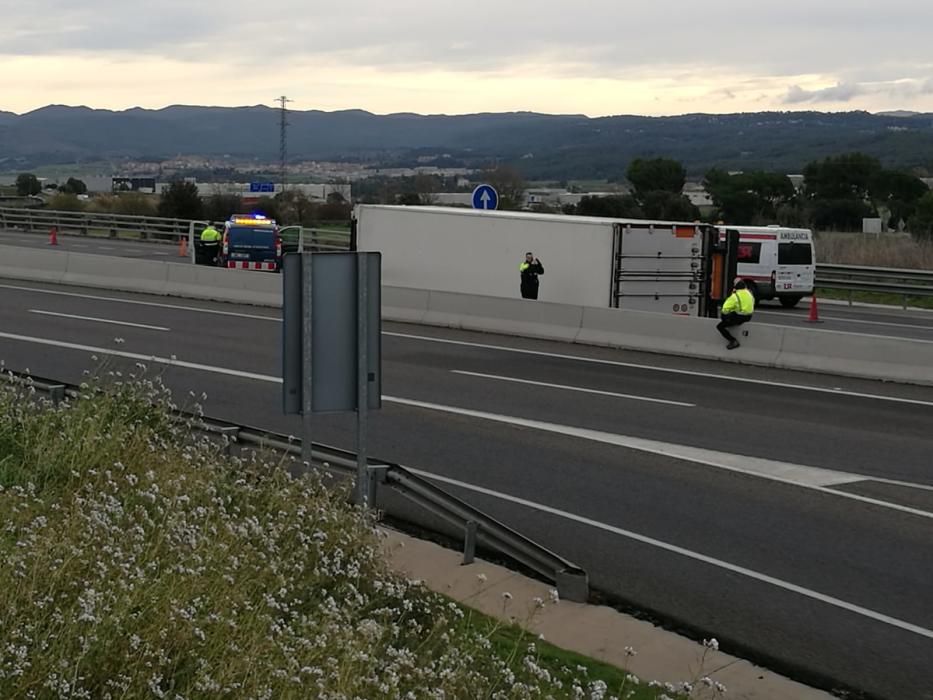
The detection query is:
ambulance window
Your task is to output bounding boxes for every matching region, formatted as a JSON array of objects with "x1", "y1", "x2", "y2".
[
  {"x1": 737, "y1": 242, "x2": 761, "y2": 263},
  {"x1": 779, "y1": 242, "x2": 812, "y2": 265}
]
